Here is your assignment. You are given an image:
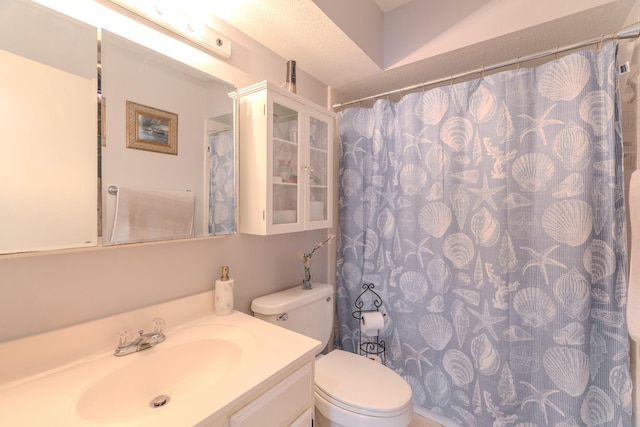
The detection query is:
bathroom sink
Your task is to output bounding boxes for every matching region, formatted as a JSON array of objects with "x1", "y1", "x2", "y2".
[
  {"x1": 0, "y1": 306, "x2": 321, "y2": 427},
  {"x1": 77, "y1": 327, "x2": 252, "y2": 423}
]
